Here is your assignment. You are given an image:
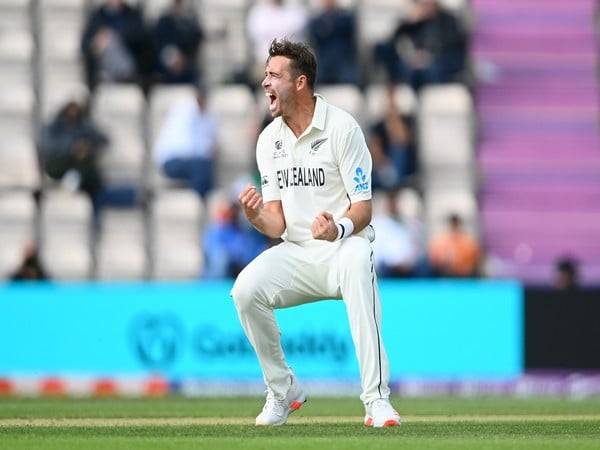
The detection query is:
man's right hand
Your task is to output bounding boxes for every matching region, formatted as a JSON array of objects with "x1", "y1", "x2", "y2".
[
  {"x1": 93, "y1": 28, "x2": 112, "y2": 54},
  {"x1": 239, "y1": 184, "x2": 263, "y2": 221}
]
